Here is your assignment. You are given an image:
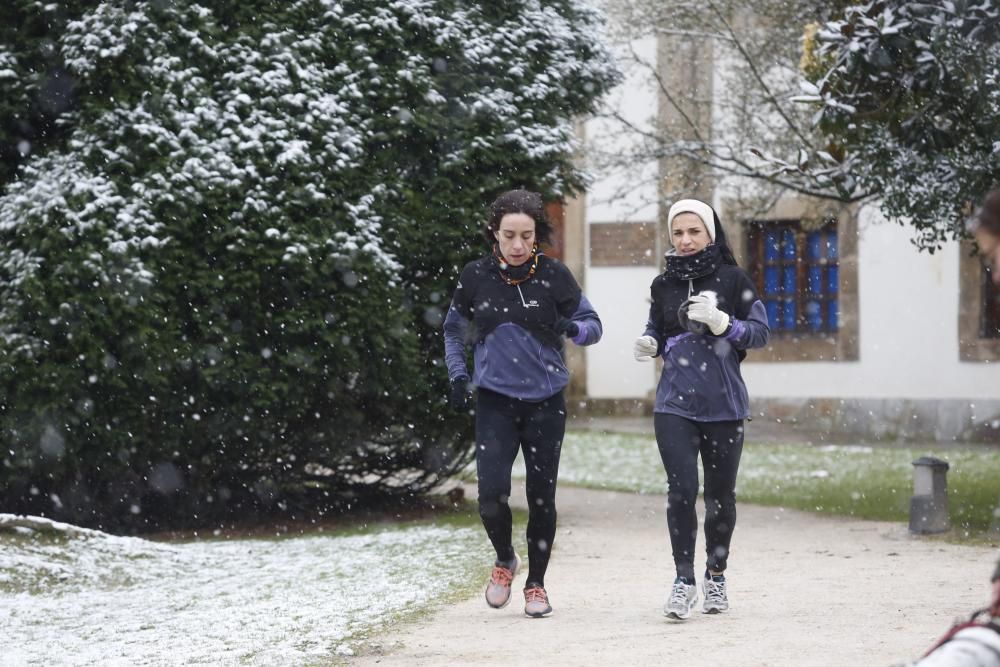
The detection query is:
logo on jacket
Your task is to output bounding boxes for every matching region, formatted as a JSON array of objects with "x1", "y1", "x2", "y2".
[{"x1": 516, "y1": 285, "x2": 540, "y2": 308}]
